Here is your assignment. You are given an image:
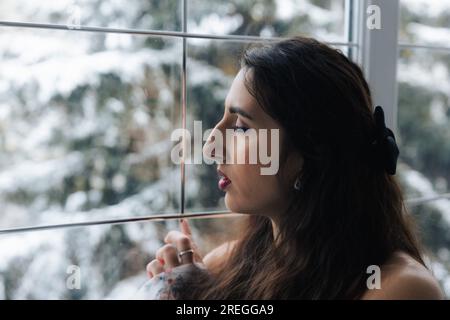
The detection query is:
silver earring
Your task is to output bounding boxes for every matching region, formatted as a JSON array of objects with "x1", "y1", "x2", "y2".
[{"x1": 294, "y1": 177, "x2": 302, "y2": 191}]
